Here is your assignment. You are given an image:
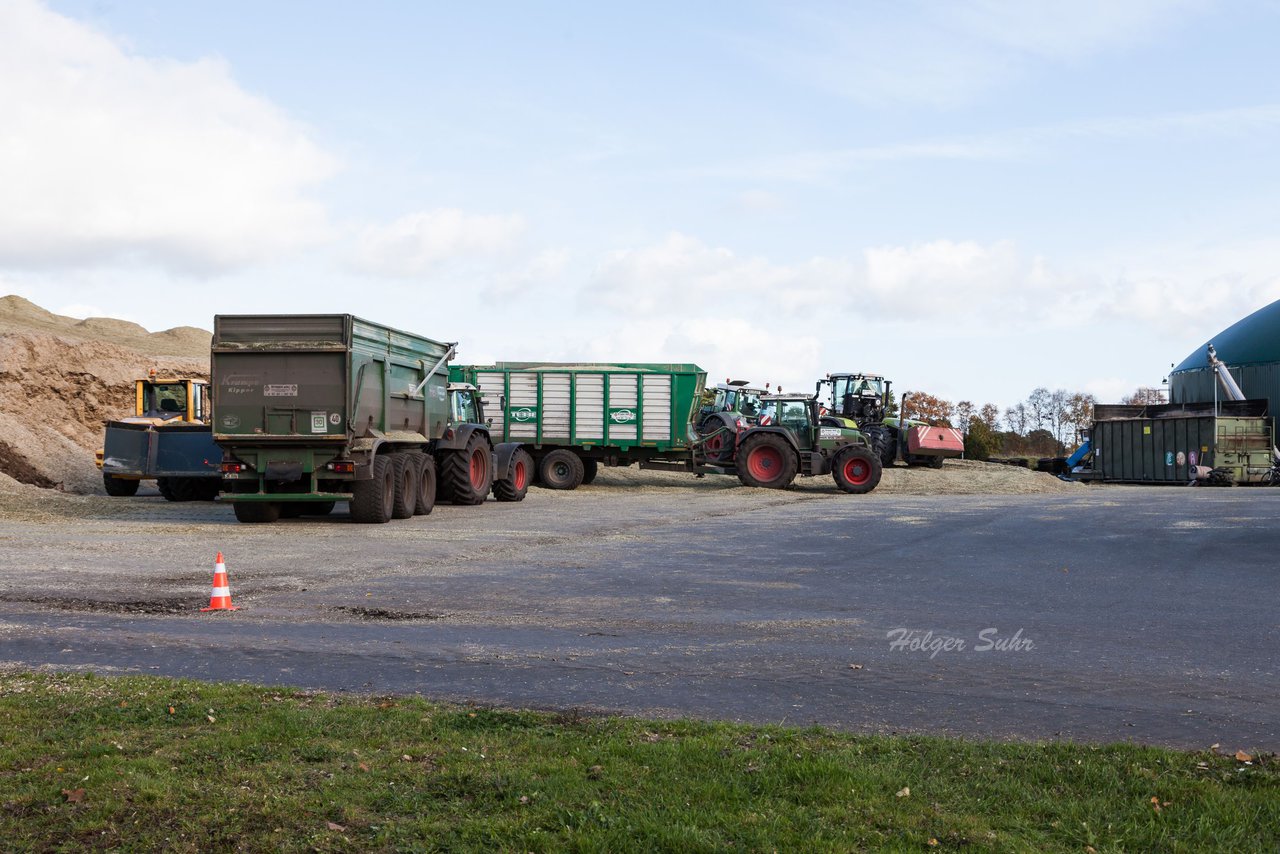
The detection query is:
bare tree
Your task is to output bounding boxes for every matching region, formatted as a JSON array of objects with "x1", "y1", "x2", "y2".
[
  {"x1": 1027, "y1": 387, "x2": 1052, "y2": 432},
  {"x1": 954, "y1": 400, "x2": 976, "y2": 431},
  {"x1": 1003, "y1": 402, "x2": 1029, "y2": 436},
  {"x1": 1064, "y1": 392, "x2": 1096, "y2": 444},
  {"x1": 1121, "y1": 387, "x2": 1167, "y2": 405}
]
